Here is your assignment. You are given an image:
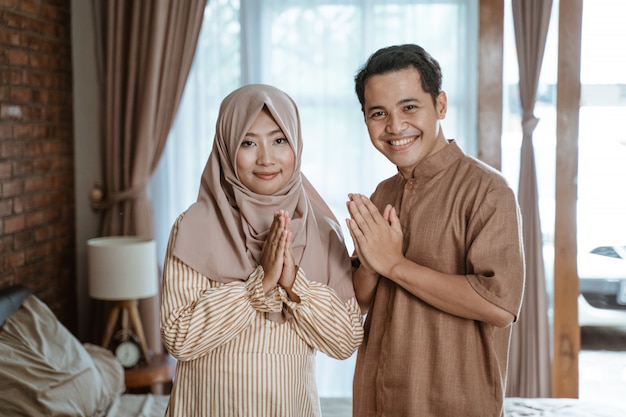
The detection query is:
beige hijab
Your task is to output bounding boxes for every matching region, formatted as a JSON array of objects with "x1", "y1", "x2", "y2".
[{"x1": 172, "y1": 84, "x2": 354, "y2": 306}]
